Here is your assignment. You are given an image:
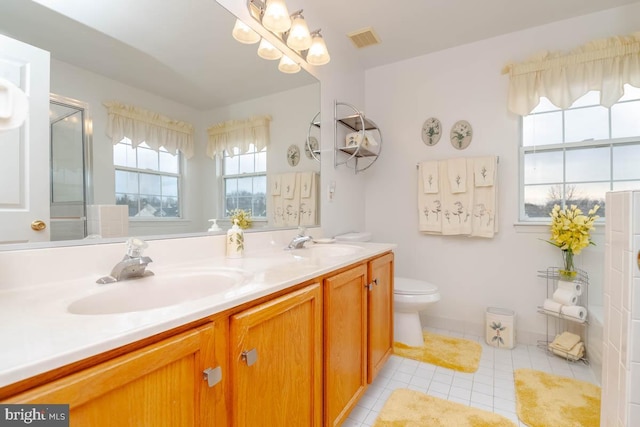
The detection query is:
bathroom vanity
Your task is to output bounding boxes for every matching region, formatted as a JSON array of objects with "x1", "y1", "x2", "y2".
[{"x1": 0, "y1": 233, "x2": 394, "y2": 427}]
